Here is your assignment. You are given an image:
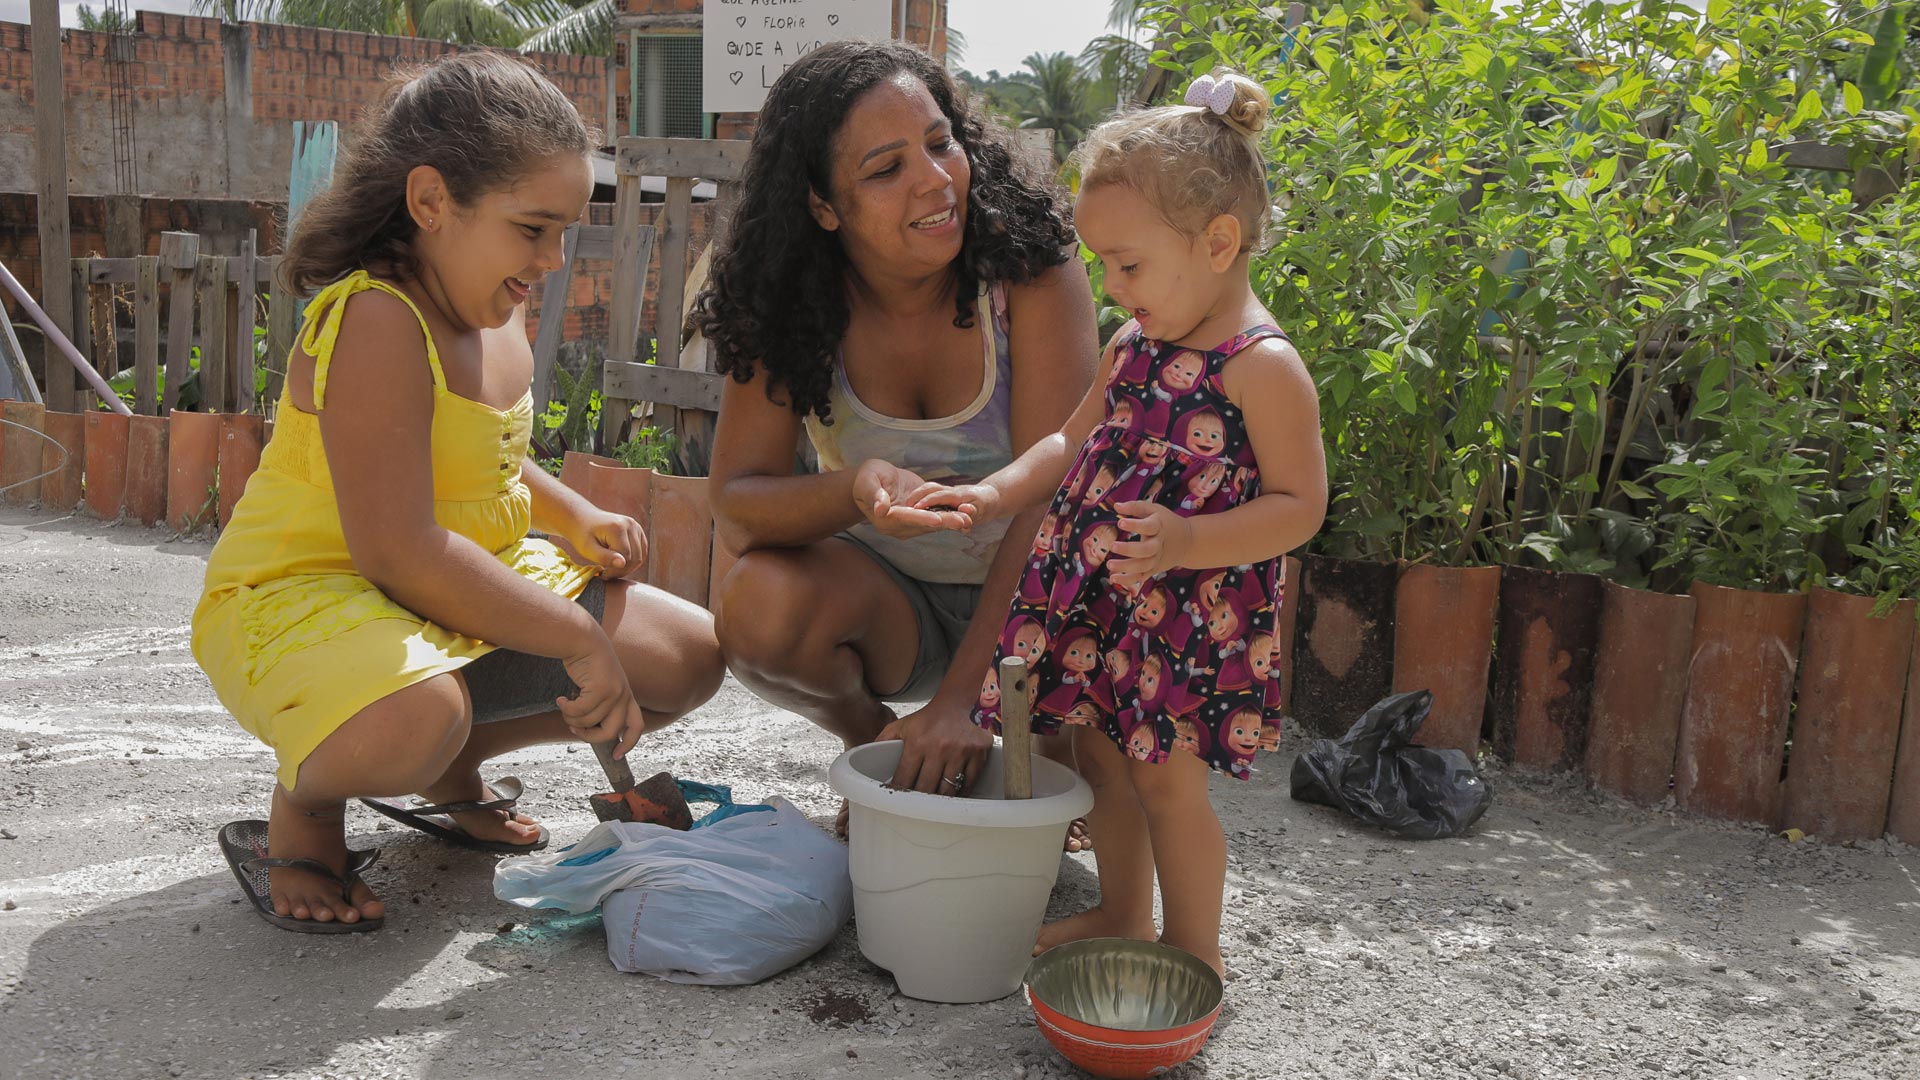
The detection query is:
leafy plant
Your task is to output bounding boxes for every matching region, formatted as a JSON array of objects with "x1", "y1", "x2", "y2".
[
  {"x1": 614, "y1": 426, "x2": 677, "y2": 473},
  {"x1": 1132, "y1": 0, "x2": 1918, "y2": 597}
]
